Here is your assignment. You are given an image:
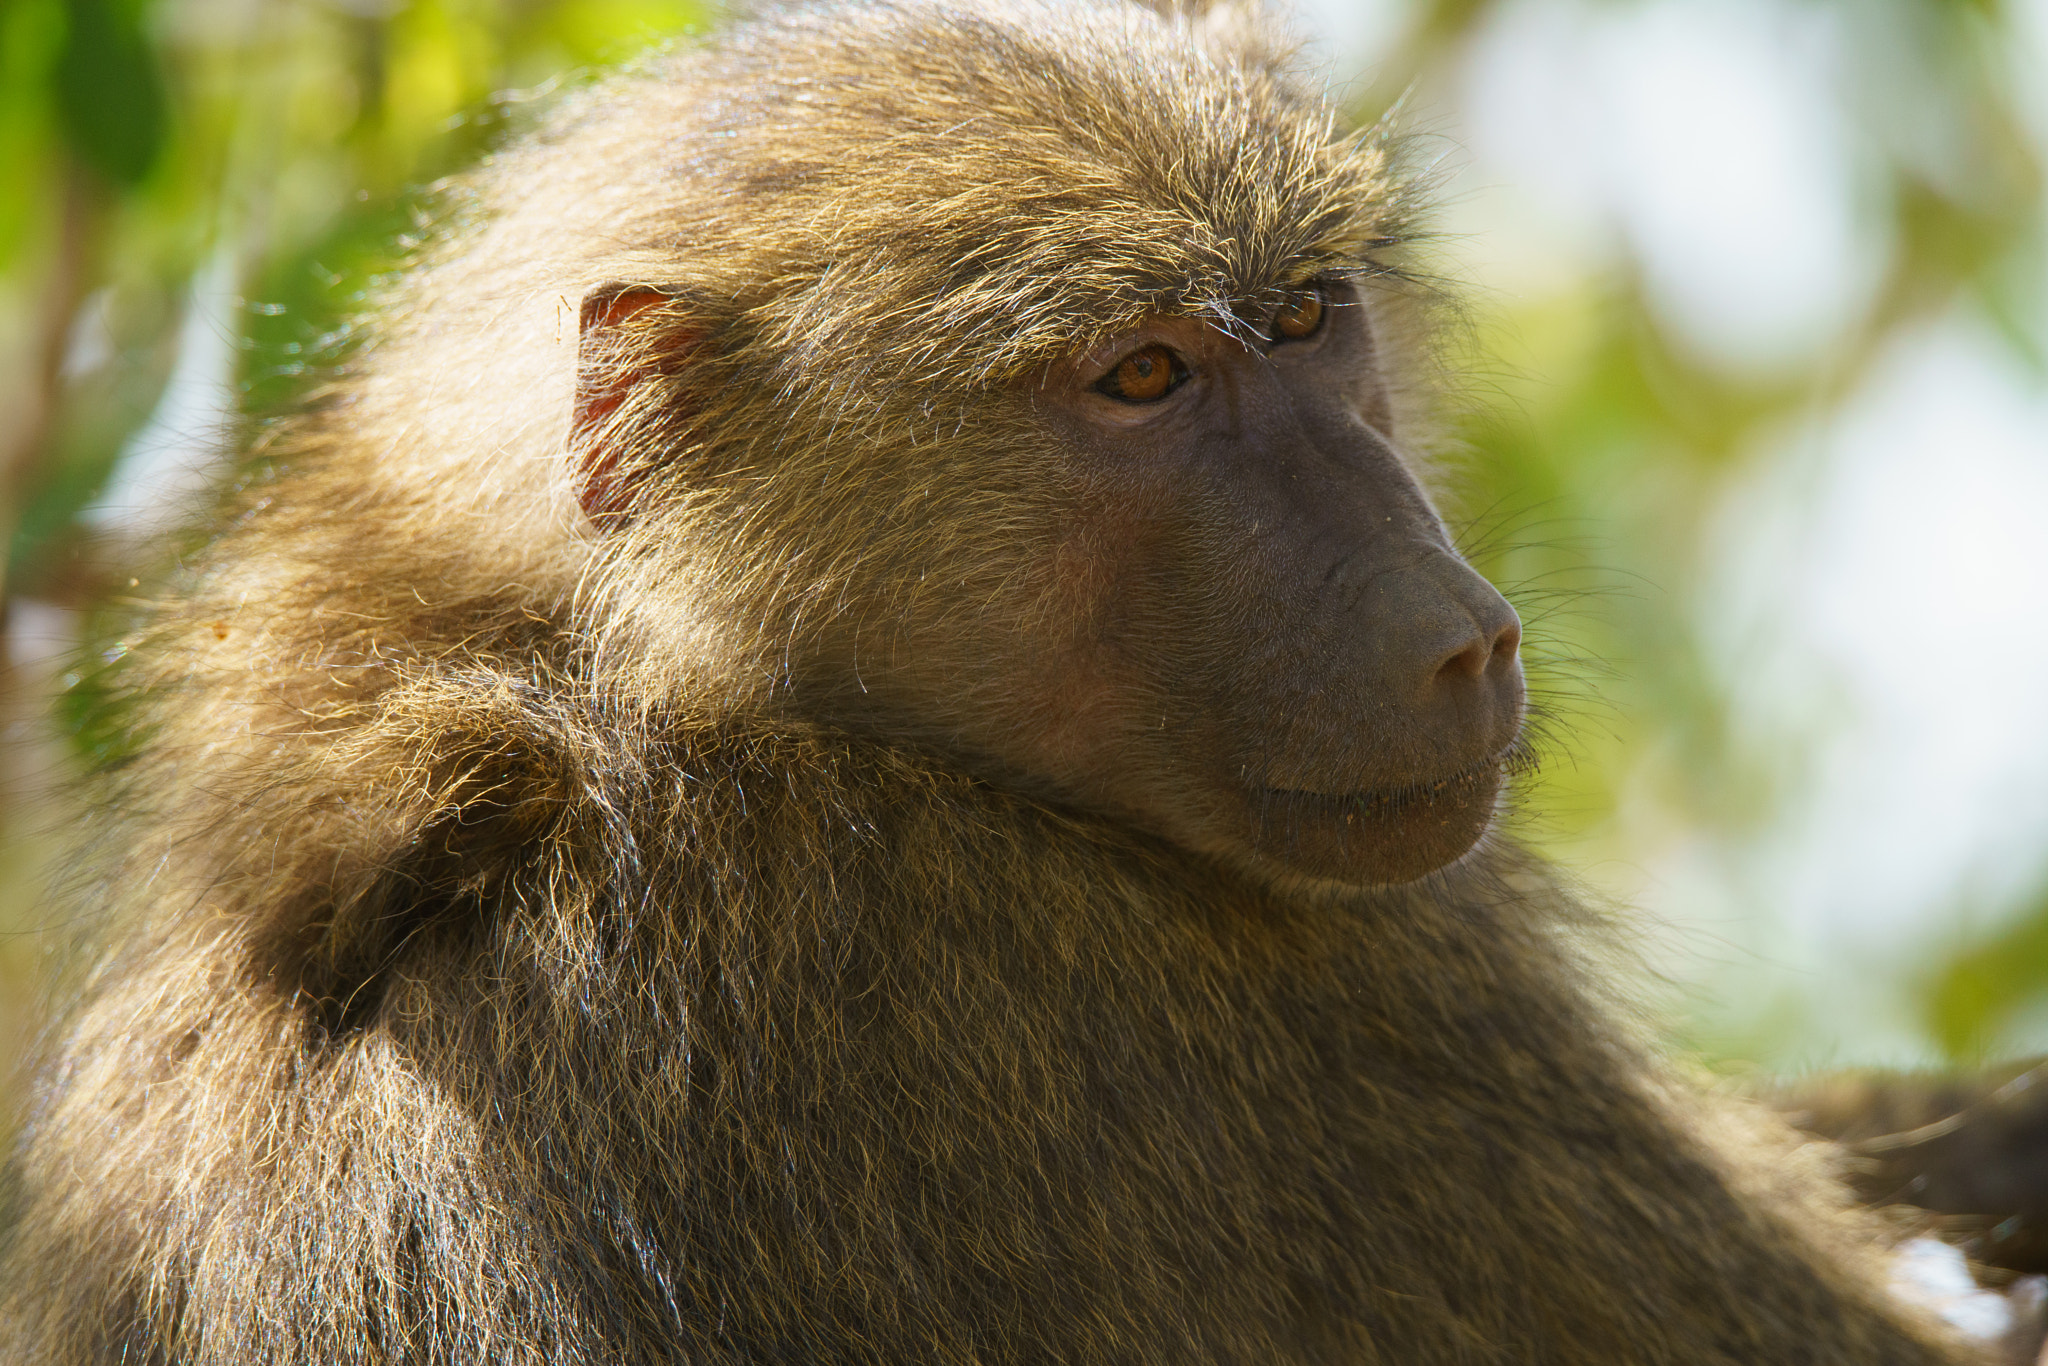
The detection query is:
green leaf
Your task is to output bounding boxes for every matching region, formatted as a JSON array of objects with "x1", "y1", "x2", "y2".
[{"x1": 53, "y1": 0, "x2": 166, "y2": 186}]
